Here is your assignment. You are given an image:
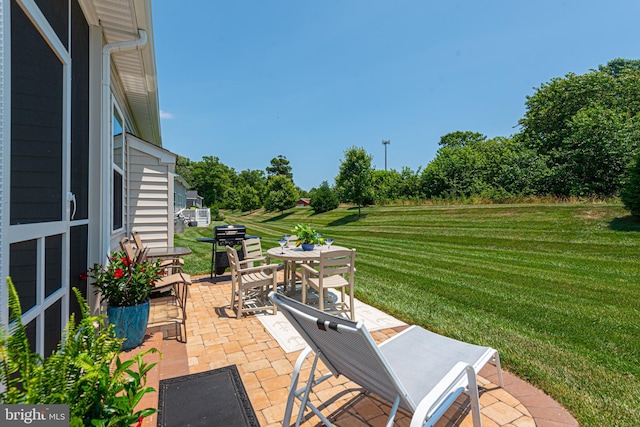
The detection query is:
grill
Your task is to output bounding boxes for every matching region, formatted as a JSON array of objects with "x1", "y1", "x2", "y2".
[
  {"x1": 213, "y1": 225, "x2": 247, "y2": 276},
  {"x1": 214, "y1": 225, "x2": 246, "y2": 245}
]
